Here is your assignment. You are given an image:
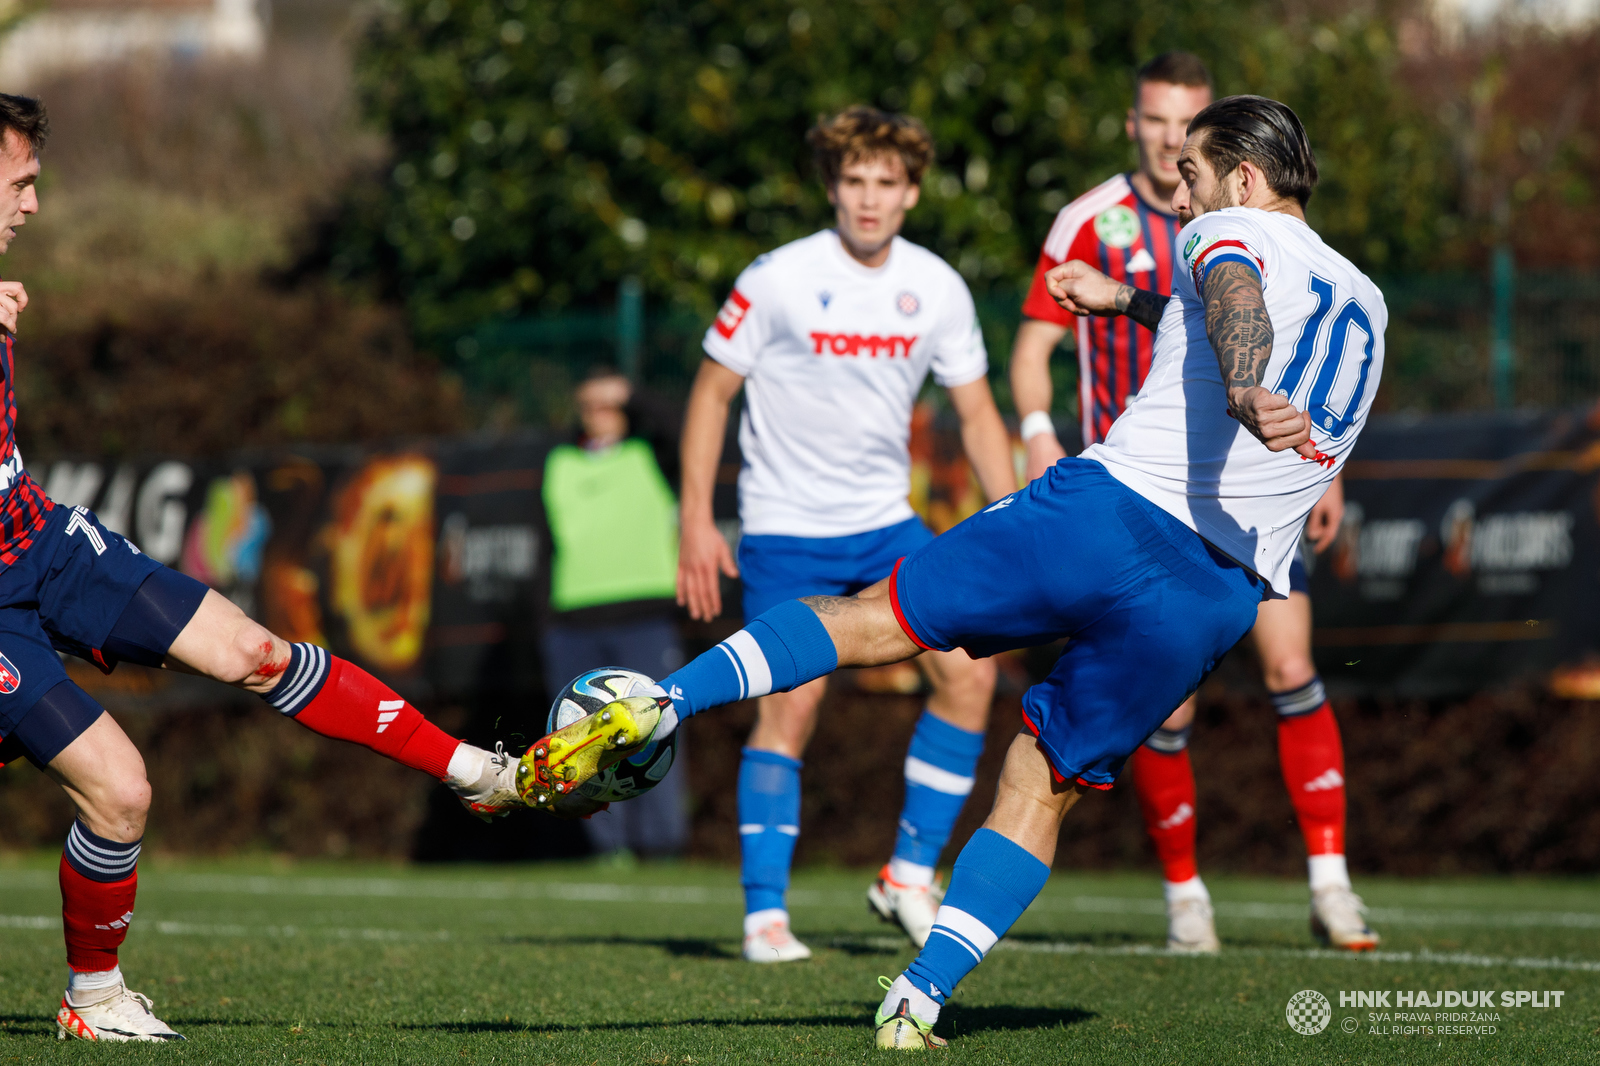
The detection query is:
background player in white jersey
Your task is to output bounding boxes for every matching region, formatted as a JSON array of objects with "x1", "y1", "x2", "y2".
[
  {"x1": 531, "y1": 94, "x2": 1384, "y2": 1049},
  {"x1": 1013, "y1": 53, "x2": 1378, "y2": 955},
  {"x1": 676, "y1": 107, "x2": 1015, "y2": 962}
]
